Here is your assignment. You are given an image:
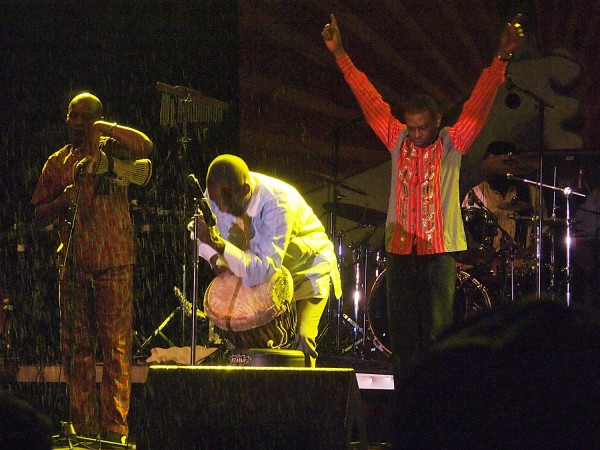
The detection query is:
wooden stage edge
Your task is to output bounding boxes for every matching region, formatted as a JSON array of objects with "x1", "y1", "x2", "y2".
[{"x1": 15, "y1": 364, "x2": 395, "y2": 391}]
